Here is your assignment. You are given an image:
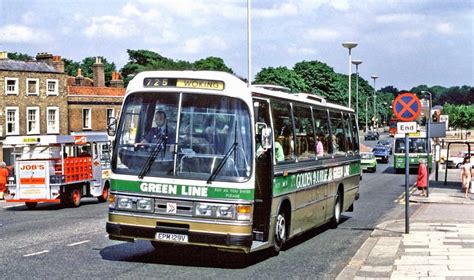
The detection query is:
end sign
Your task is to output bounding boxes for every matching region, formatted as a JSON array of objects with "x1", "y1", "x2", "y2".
[{"x1": 397, "y1": 122, "x2": 417, "y2": 134}]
